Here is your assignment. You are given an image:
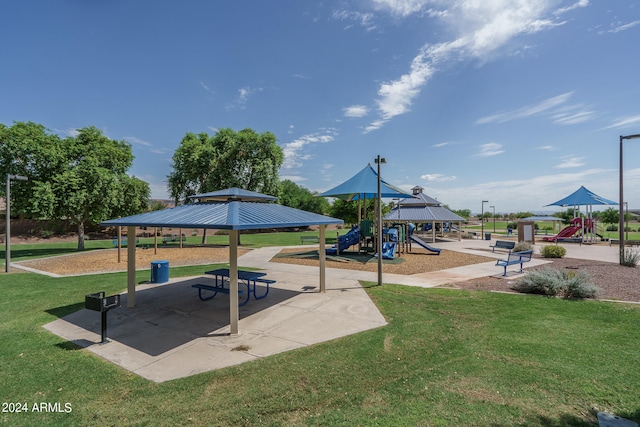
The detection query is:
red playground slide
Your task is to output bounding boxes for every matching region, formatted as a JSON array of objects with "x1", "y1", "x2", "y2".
[{"x1": 542, "y1": 225, "x2": 581, "y2": 242}]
